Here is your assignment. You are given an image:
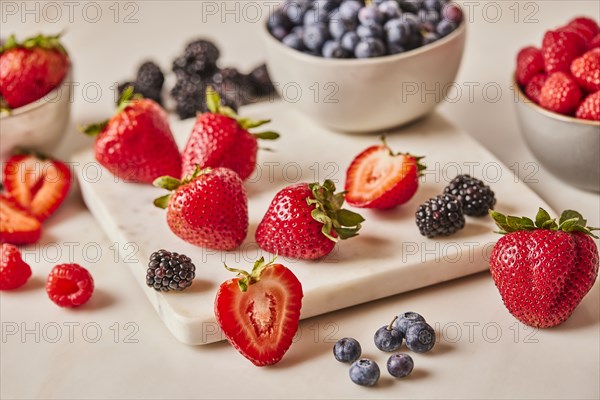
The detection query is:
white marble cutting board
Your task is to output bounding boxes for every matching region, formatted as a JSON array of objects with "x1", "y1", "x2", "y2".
[{"x1": 72, "y1": 101, "x2": 552, "y2": 345}]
